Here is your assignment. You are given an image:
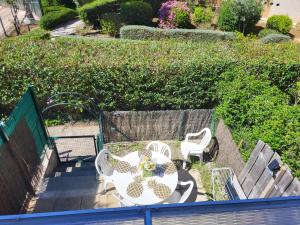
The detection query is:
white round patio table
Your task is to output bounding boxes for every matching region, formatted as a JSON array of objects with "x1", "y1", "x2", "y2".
[{"x1": 113, "y1": 151, "x2": 178, "y2": 205}]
